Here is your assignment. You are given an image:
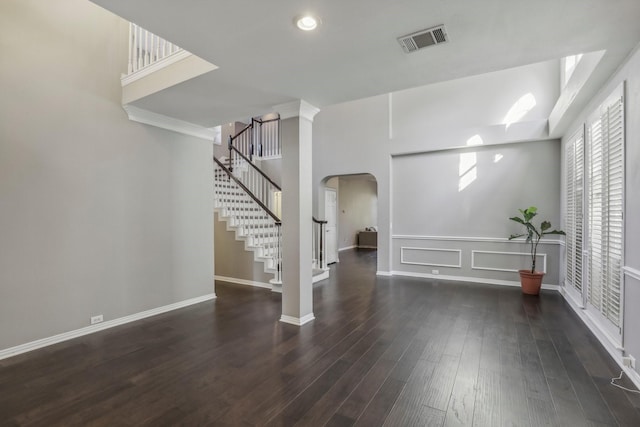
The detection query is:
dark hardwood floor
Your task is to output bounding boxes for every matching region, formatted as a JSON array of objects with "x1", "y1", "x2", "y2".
[{"x1": 1, "y1": 249, "x2": 640, "y2": 426}]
